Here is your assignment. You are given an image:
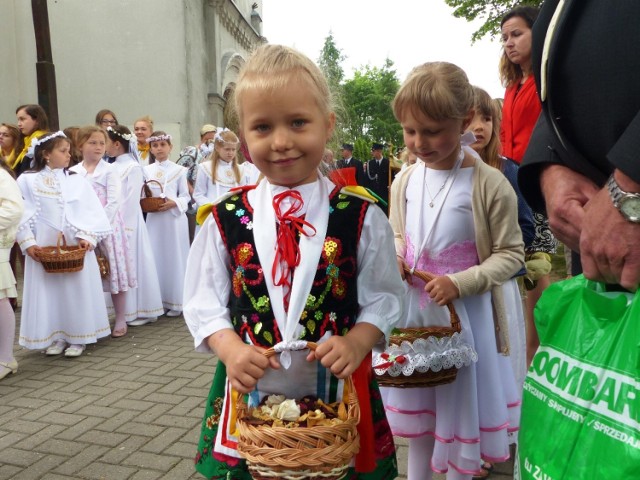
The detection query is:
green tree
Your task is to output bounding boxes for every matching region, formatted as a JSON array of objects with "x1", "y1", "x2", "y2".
[
  {"x1": 317, "y1": 32, "x2": 347, "y2": 153},
  {"x1": 317, "y1": 31, "x2": 345, "y2": 93},
  {"x1": 443, "y1": 0, "x2": 542, "y2": 42},
  {"x1": 341, "y1": 58, "x2": 402, "y2": 159}
]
